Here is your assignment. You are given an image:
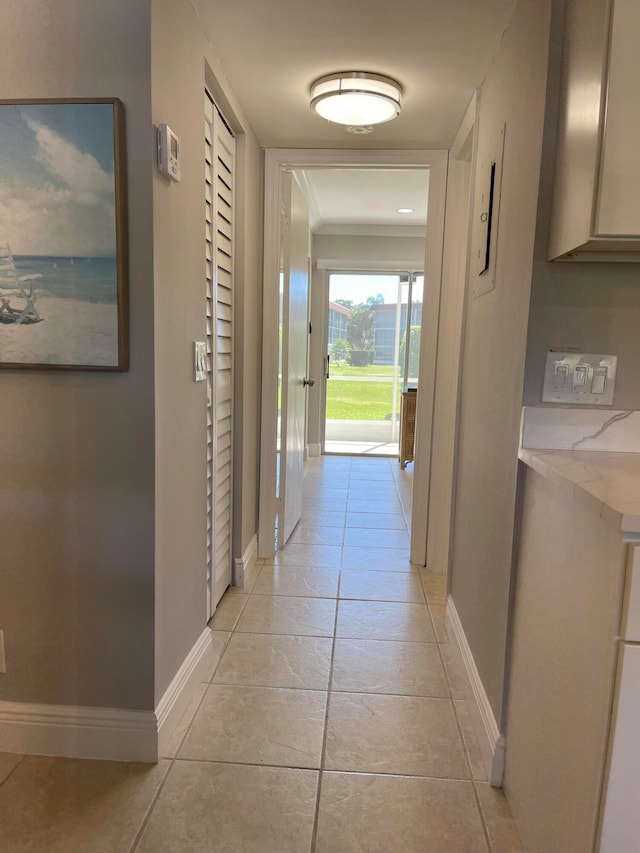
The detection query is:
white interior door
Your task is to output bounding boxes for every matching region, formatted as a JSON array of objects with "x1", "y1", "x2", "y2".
[
  {"x1": 279, "y1": 174, "x2": 310, "y2": 547},
  {"x1": 205, "y1": 92, "x2": 235, "y2": 616}
]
